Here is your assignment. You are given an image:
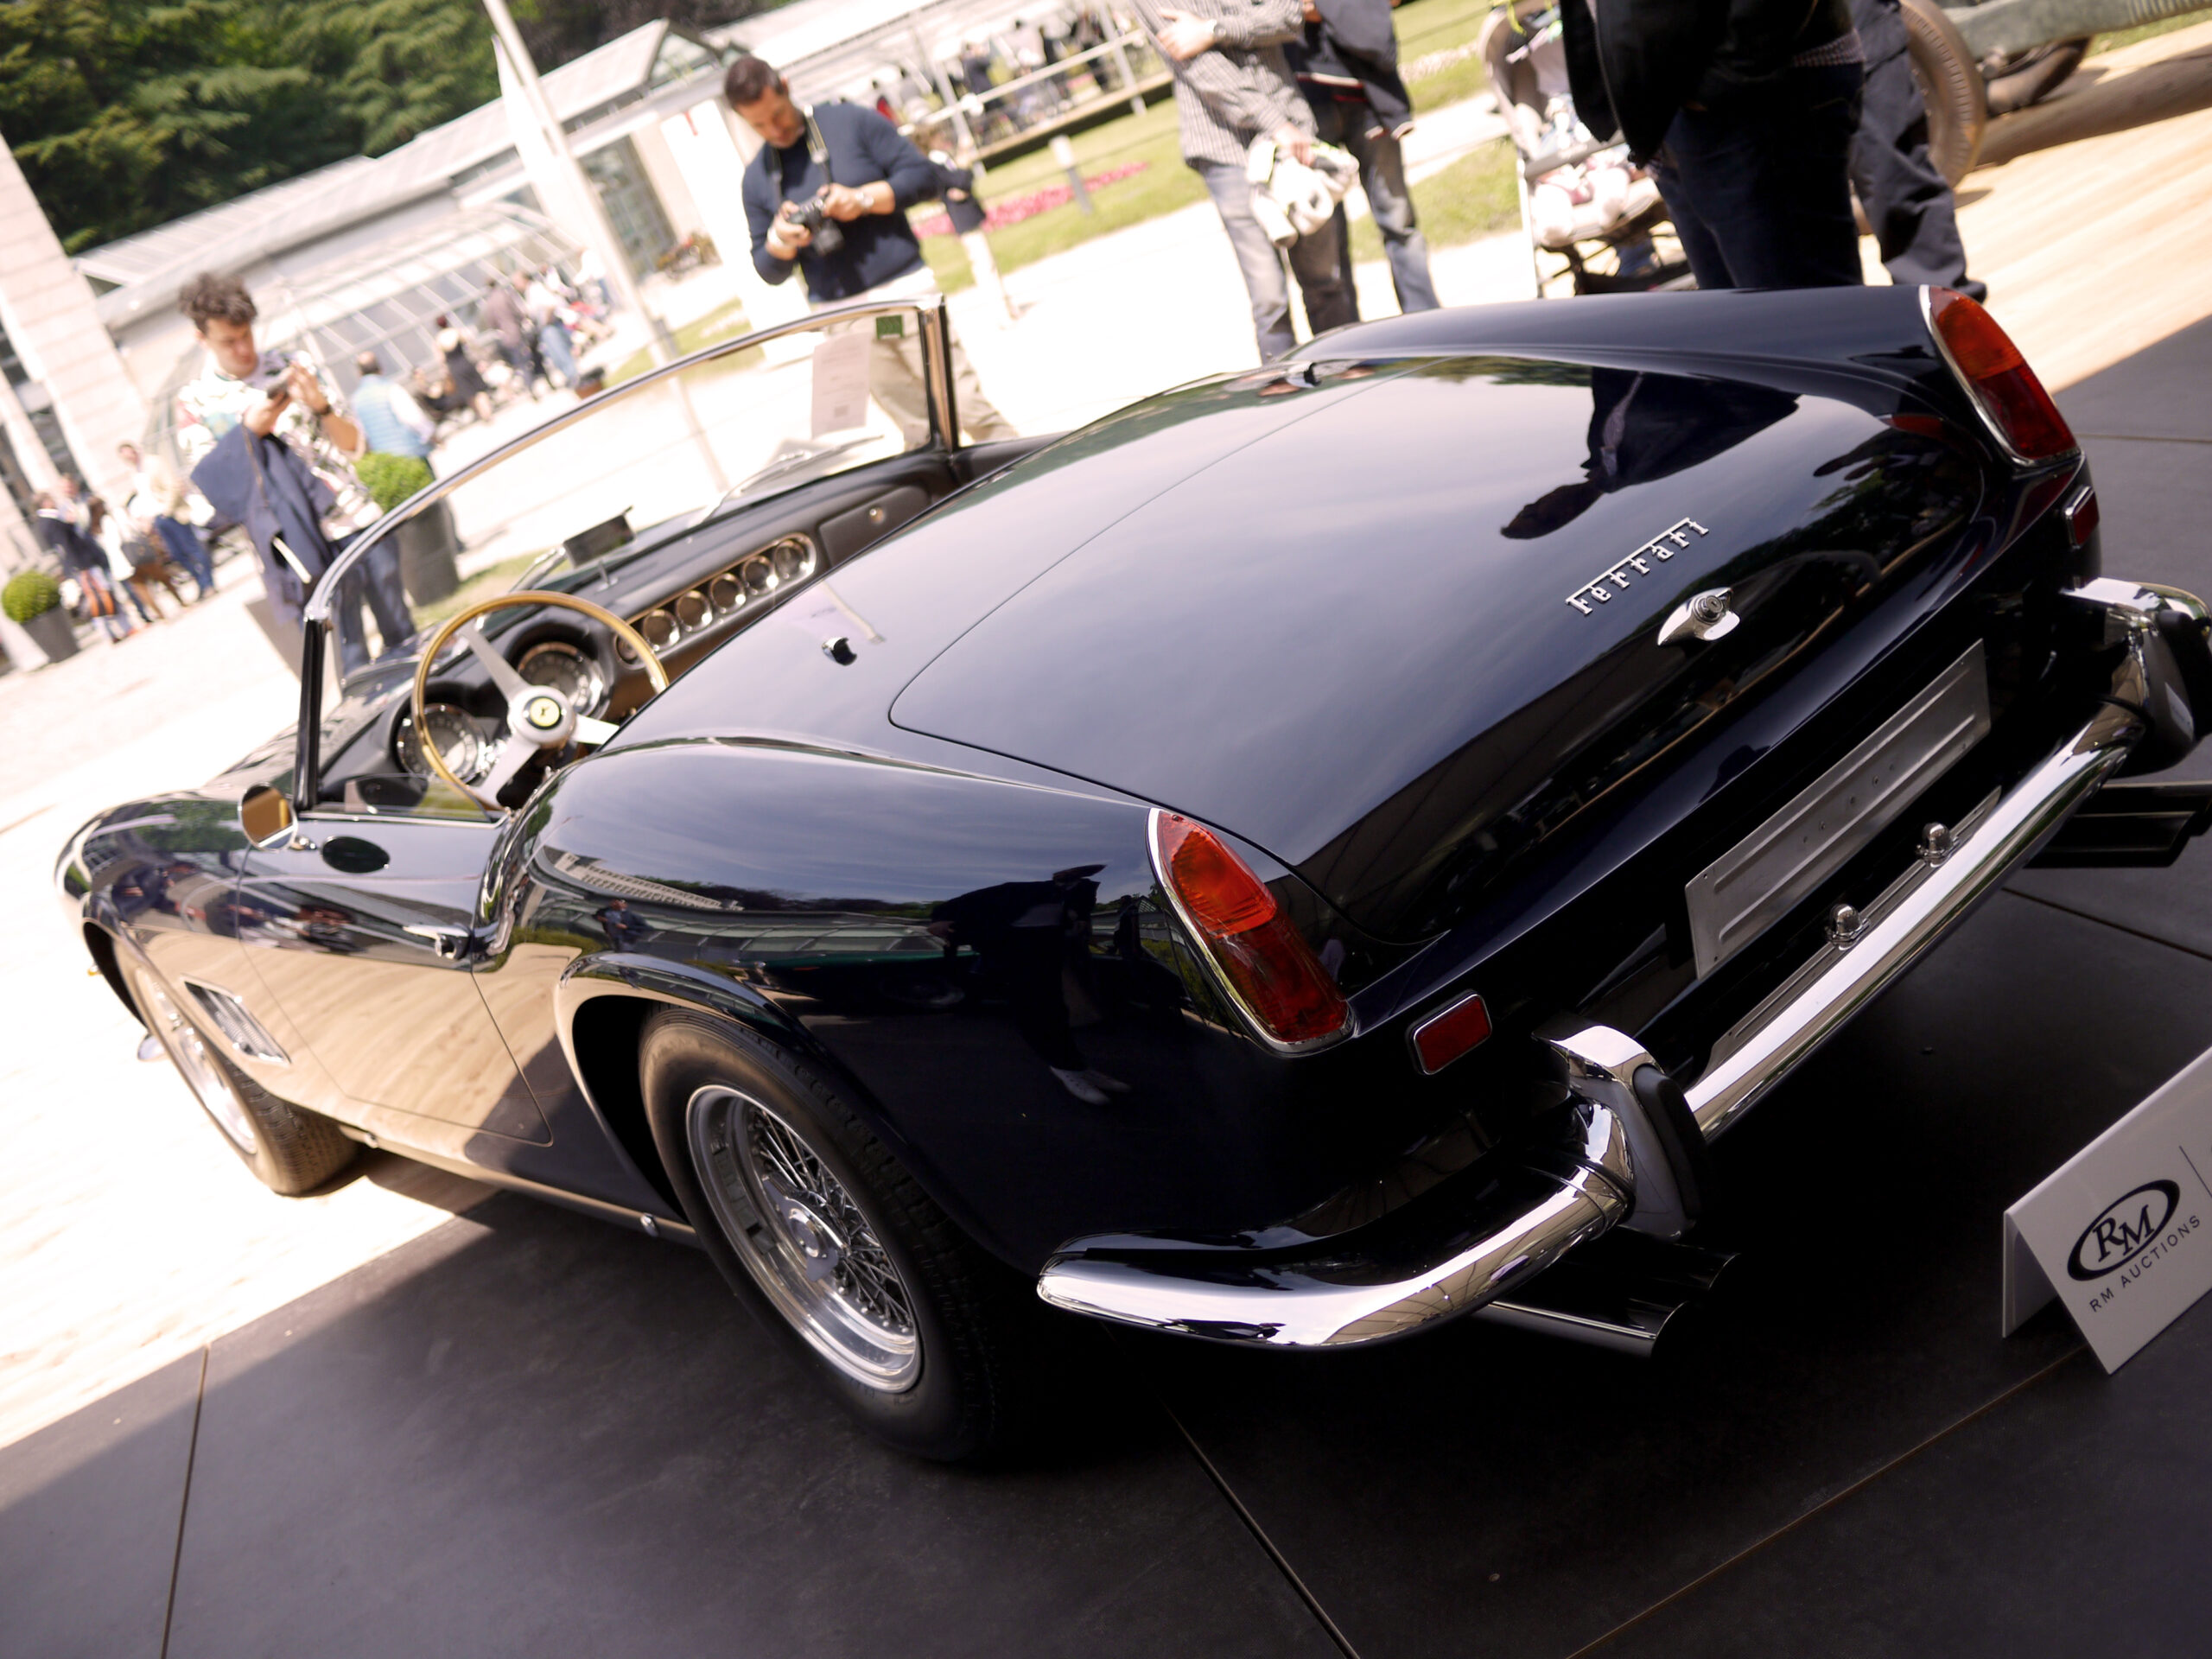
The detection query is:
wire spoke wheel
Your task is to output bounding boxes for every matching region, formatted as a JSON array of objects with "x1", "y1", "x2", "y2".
[
  {"x1": 687, "y1": 1084, "x2": 920, "y2": 1391},
  {"x1": 137, "y1": 971, "x2": 259, "y2": 1154}
]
